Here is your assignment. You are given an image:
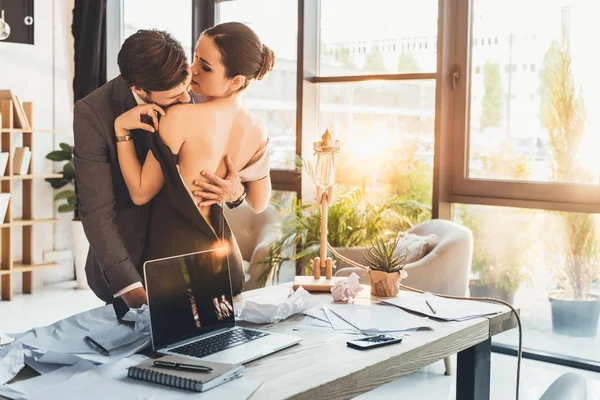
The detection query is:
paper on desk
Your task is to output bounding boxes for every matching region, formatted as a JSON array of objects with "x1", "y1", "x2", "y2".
[
  {"x1": 381, "y1": 293, "x2": 507, "y2": 321},
  {"x1": 0, "y1": 341, "x2": 24, "y2": 385},
  {"x1": 0, "y1": 359, "x2": 95, "y2": 399},
  {"x1": 24, "y1": 358, "x2": 262, "y2": 400},
  {"x1": 237, "y1": 286, "x2": 319, "y2": 324},
  {"x1": 8, "y1": 305, "x2": 150, "y2": 365},
  {"x1": 324, "y1": 303, "x2": 432, "y2": 332},
  {"x1": 121, "y1": 304, "x2": 151, "y2": 334}
]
